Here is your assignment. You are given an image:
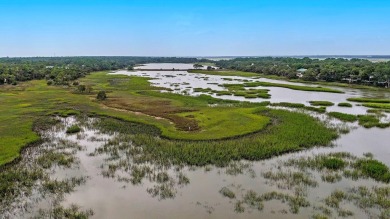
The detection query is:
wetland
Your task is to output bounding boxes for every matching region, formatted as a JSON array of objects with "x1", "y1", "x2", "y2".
[{"x1": 1, "y1": 63, "x2": 390, "y2": 219}]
